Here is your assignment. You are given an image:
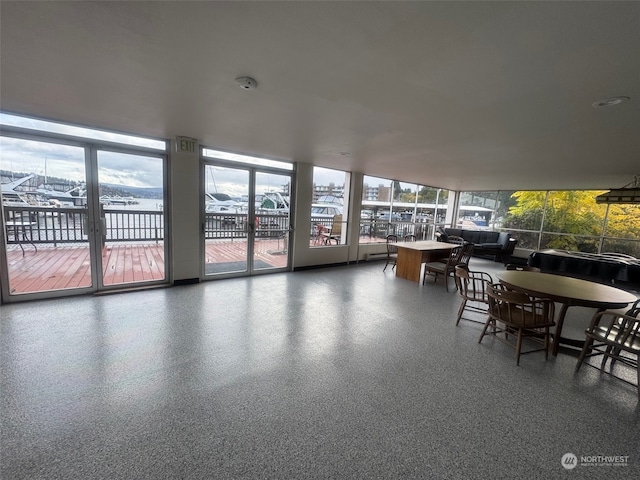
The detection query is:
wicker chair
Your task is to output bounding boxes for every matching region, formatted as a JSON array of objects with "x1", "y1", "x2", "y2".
[
  {"x1": 575, "y1": 300, "x2": 640, "y2": 398},
  {"x1": 479, "y1": 283, "x2": 555, "y2": 365},
  {"x1": 383, "y1": 234, "x2": 399, "y2": 272},
  {"x1": 454, "y1": 265, "x2": 494, "y2": 325}
]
